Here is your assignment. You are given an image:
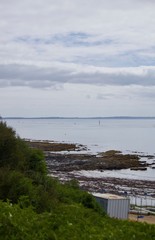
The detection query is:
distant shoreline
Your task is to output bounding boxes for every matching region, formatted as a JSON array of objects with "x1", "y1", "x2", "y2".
[{"x1": 3, "y1": 116, "x2": 155, "y2": 120}]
